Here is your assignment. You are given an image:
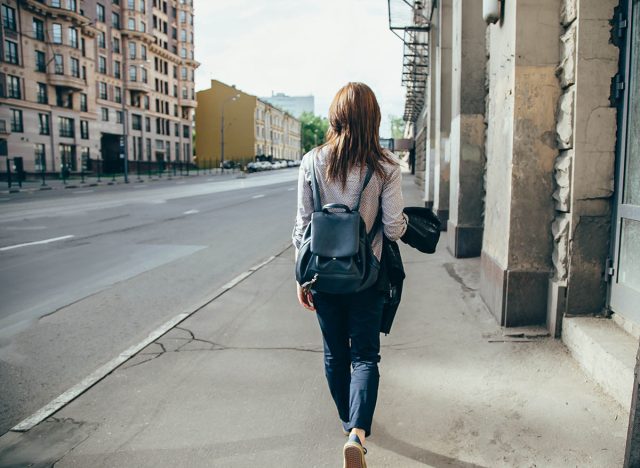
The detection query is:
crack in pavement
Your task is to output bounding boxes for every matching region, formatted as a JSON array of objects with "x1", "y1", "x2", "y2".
[{"x1": 121, "y1": 326, "x2": 323, "y2": 370}]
